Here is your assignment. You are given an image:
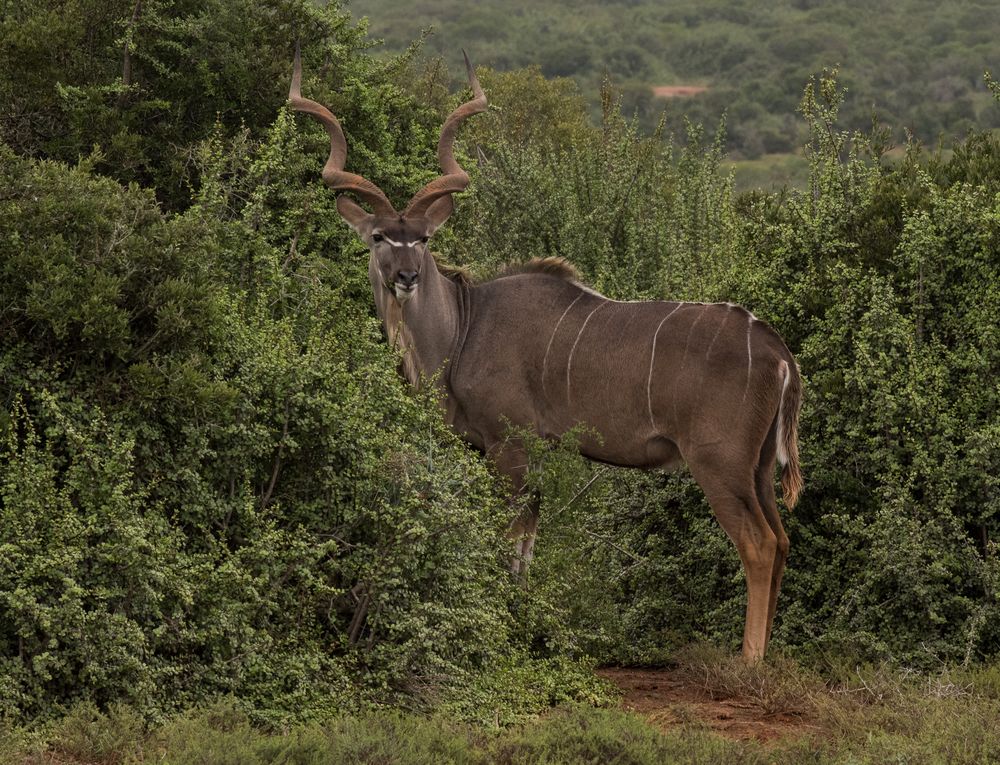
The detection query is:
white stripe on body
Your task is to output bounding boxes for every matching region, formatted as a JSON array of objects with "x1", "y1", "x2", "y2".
[
  {"x1": 573, "y1": 283, "x2": 649, "y2": 303},
  {"x1": 566, "y1": 302, "x2": 609, "y2": 404},
  {"x1": 681, "y1": 304, "x2": 708, "y2": 371},
  {"x1": 705, "y1": 305, "x2": 733, "y2": 359},
  {"x1": 542, "y1": 293, "x2": 584, "y2": 397},
  {"x1": 673, "y1": 305, "x2": 709, "y2": 426},
  {"x1": 646, "y1": 303, "x2": 684, "y2": 430},
  {"x1": 742, "y1": 314, "x2": 754, "y2": 403}
]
